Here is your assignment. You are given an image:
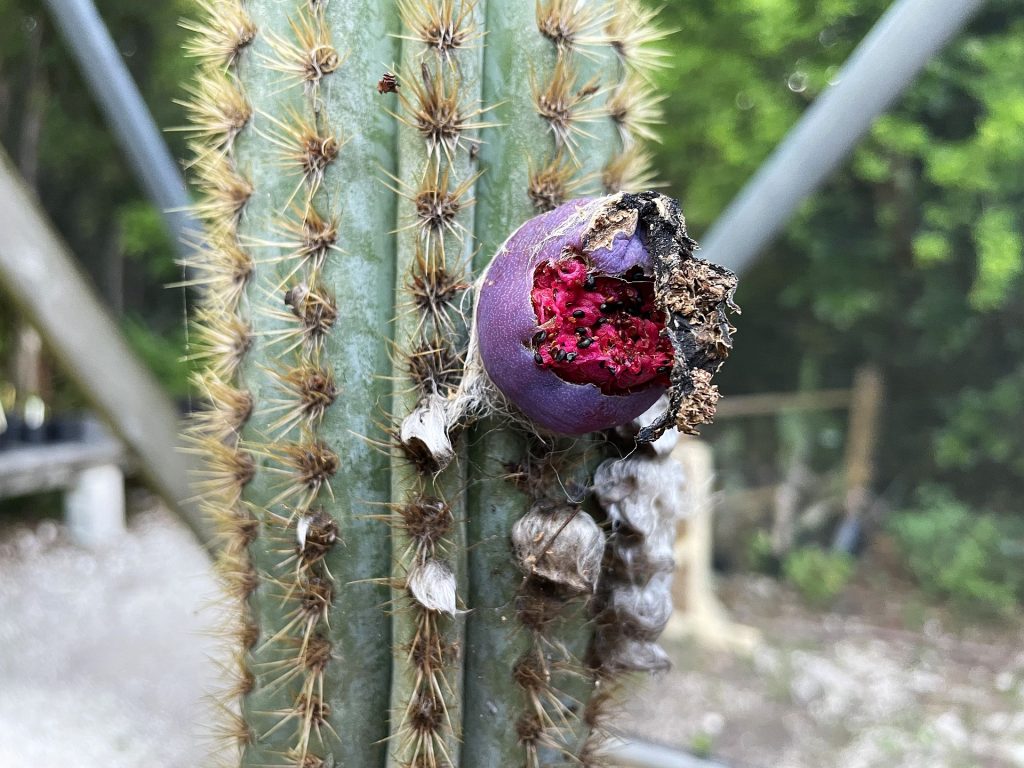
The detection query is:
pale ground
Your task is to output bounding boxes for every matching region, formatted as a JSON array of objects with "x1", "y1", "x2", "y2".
[
  {"x1": 2, "y1": 505, "x2": 1023, "y2": 768},
  {"x1": 0, "y1": 505, "x2": 219, "y2": 768},
  {"x1": 623, "y1": 575, "x2": 1024, "y2": 768}
]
